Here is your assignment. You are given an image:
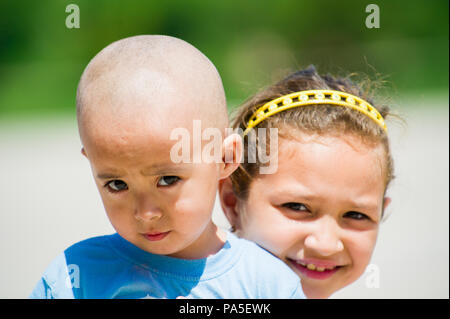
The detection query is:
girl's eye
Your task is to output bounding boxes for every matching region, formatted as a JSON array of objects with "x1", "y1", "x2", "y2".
[
  {"x1": 344, "y1": 211, "x2": 369, "y2": 220},
  {"x1": 105, "y1": 180, "x2": 128, "y2": 192},
  {"x1": 282, "y1": 202, "x2": 309, "y2": 212},
  {"x1": 157, "y1": 176, "x2": 181, "y2": 187}
]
